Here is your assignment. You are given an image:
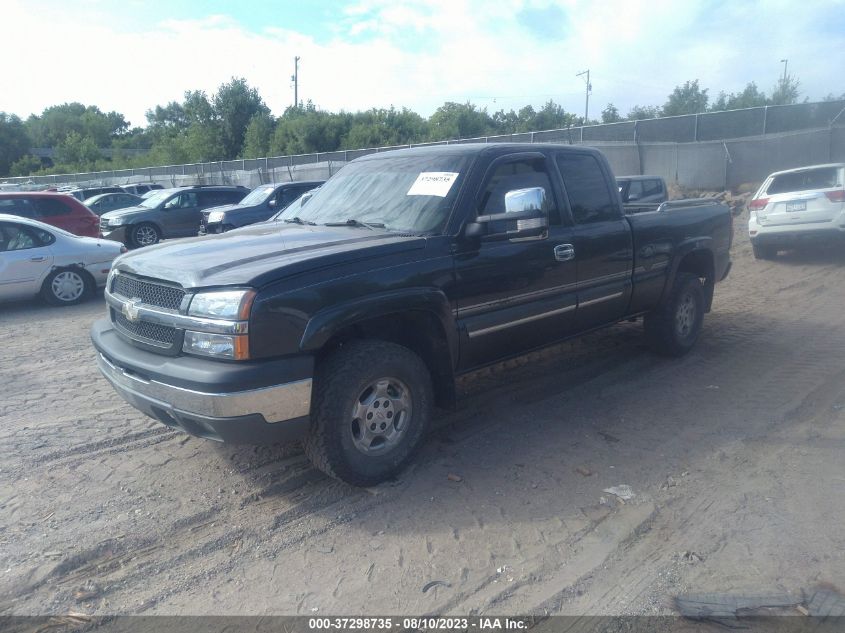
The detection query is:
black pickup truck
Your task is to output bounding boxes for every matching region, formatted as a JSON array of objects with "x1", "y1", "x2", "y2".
[{"x1": 91, "y1": 144, "x2": 732, "y2": 486}]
